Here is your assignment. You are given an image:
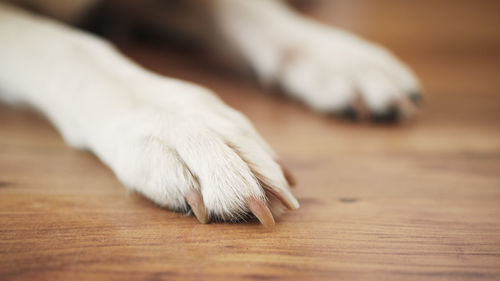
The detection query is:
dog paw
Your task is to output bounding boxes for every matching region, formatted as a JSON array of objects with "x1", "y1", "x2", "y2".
[
  {"x1": 215, "y1": 0, "x2": 421, "y2": 121},
  {"x1": 274, "y1": 25, "x2": 422, "y2": 121},
  {"x1": 103, "y1": 87, "x2": 298, "y2": 226}
]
